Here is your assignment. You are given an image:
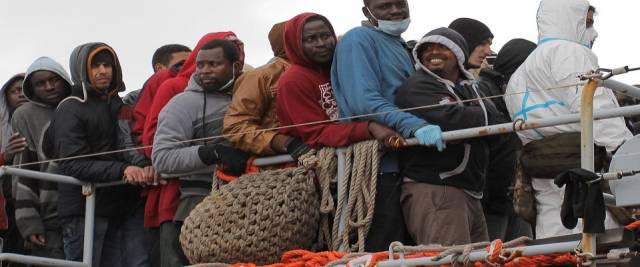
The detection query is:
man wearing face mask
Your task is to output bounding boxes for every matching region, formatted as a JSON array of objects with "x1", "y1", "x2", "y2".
[
  {"x1": 332, "y1": 0, "x2": 446, "y2": 251},
  {"x1": 585, "y1": 5, "x2": 598, "y2": 48},
  {"x1": 504, "y1": 0, "x2": 631, "y2": 239},
  {"x1": 152, "y1": 39, "x2": 250, "y2": 266}
]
